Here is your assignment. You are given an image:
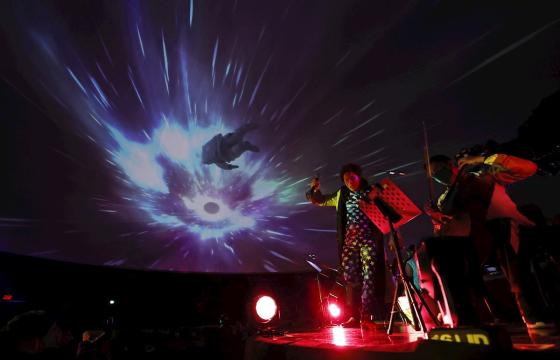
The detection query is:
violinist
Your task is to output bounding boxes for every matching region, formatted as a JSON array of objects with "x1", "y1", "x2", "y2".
[{"x1": 426, "y1": 153, "x2": 553, "y2": 329}]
